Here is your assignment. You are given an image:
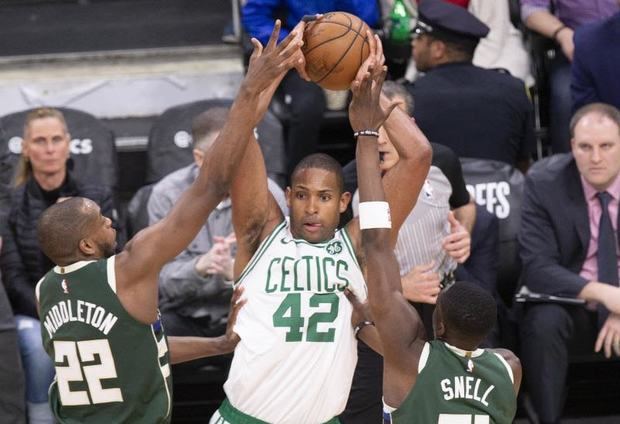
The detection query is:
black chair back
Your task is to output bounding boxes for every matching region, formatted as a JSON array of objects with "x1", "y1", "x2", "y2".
[
  {"x1": 461, "y1": 158, "x2": 525, "y2": 304},
  {"x1": 0, "y1": 107, "x2": 118, "y2": 190},
  {"x1": 146, "y1": 99, "x2": 286, "y2": 187}
]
